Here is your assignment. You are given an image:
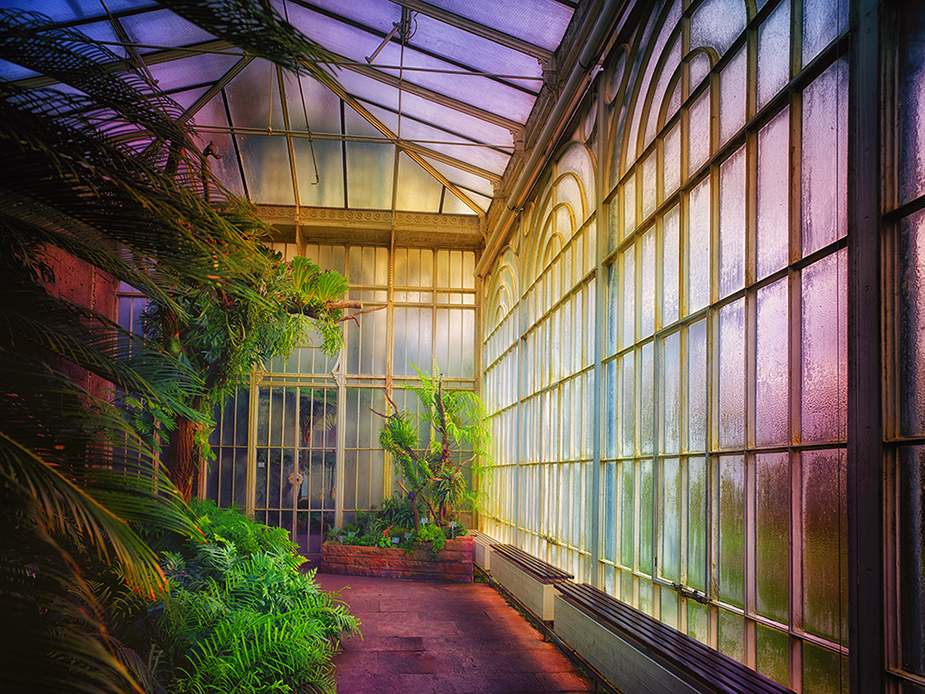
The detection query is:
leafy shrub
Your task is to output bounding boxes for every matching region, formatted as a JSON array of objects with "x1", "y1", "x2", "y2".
[{"x1": 98, "y1": 499, "x2": 359, "y2": 694}]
